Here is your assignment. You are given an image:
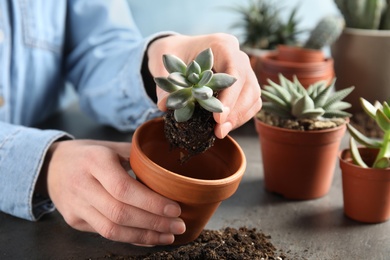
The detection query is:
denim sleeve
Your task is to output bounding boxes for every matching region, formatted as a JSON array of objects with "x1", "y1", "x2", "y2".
[
  {"x1": 0, "y1": 122, "x2": 73, "y2": 221},
  {"x1": 65, "y1": 0, "x2": 169, "y2": 132}
]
